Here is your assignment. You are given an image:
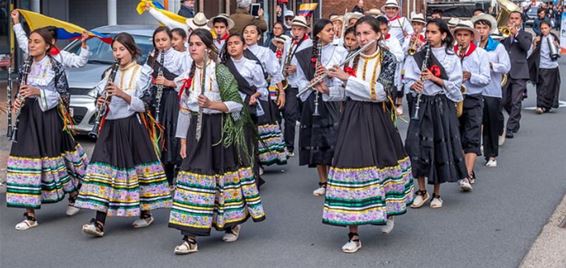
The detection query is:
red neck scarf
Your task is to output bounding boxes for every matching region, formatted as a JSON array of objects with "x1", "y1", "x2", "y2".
[
  {"x1": 49, "y1": 46, "x2": 60, "y2": 56},
  {"x1": 275, "y1": 48, "x2": 283, "y2": 59},
  {"x1": 293, "y1": 34, "x2": 308, "y2": 45},
  {"x1": 388, "y1": 15, "x2": 400, "y2": 22},
  {"x1": 385, "y1": 33, "x2": 391, "y2": 40},
  {"x1": 216, "y1": 33, "x2": 229, "y2": 42},
  {"x1": 454, "y1": 42, "x2": 476, "y2": 58}
]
